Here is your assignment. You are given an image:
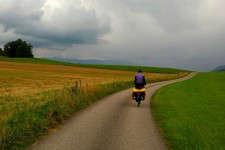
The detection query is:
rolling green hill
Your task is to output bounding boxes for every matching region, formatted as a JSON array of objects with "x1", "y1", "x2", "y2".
[
  {"x1": 0, "y1": 56, "x2": 189, "y2": 74},
  {"x1": 152, "y1": 72, "x2": 225, "y2": 149}
]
